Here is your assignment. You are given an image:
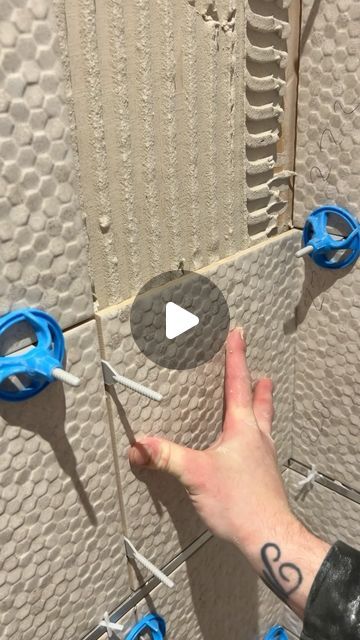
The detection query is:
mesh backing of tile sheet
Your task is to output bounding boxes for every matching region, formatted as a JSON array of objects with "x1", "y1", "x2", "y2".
[
  {"x1": 293, "y1": 258, "x2": 360, "y2": 490},
  {"x1": 0, "y1": 0, "x2": 92, "y2": 326},
  {"x1": 281, "y1": 469, "x2": 360, "y2": 637},
  {"x1": 0, "y1": 320, "x2": 130, "y2": 640},
  {"x1": 134, "y1": 536, "x2": 282, "y2": 640},
  {"x1": 294, "y1": 0, "x2": 360, "y2": 226},
  {"x1": 96, "y1": 230, "x2": 300, "y2": 587}
]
